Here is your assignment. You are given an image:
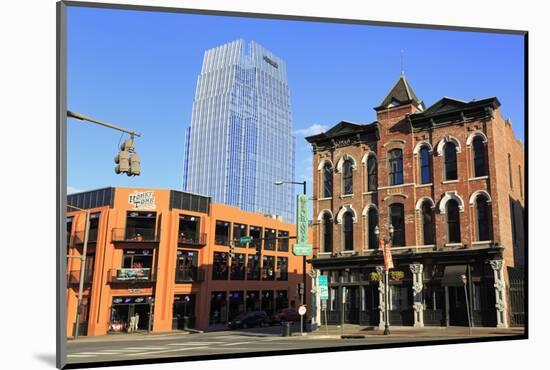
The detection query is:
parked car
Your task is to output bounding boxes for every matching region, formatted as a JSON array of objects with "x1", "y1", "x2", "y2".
[
  {"x1": 227, "y1": 310, "x2": 271, "y2": 329},
  {"x1": 272, "y1": 308, "x2": 300, "y2": 324}
]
